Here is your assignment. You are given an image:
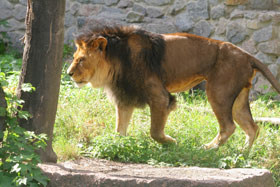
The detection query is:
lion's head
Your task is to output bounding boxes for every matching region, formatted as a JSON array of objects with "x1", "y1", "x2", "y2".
[{"x1": 67, "y1": 36, "x2": 112, "y2": 88}]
